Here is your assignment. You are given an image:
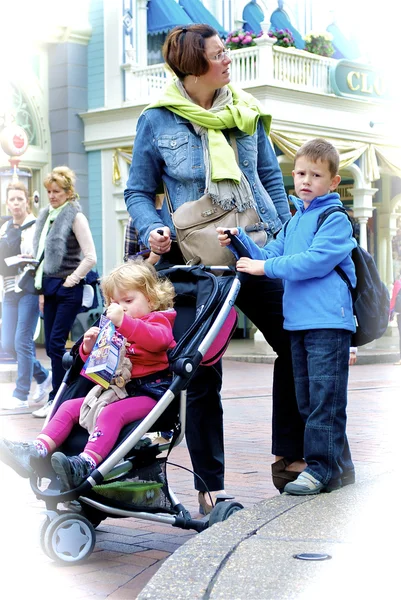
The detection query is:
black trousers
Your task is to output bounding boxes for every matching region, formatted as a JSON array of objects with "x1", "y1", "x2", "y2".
[{"x1": 158, "y1": 247, "x2": 304, "y2": 492}]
